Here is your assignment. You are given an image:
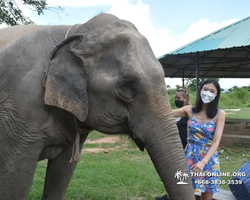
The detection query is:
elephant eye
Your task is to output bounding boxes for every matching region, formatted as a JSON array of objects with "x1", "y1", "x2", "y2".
[
  {"x1": 125, "y1": 82, "x2": 135, "y2": 90},
  {"x1": 116, "y1": 81, "x2": 137, "y2": 101}
]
